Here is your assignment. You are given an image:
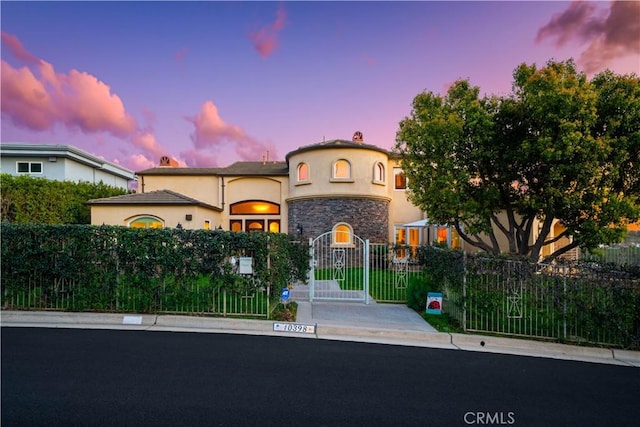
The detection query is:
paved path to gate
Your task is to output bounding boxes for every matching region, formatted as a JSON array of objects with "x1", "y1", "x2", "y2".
[{"x1": 290, "y1": 283, "x2": 438, "y2": 333}]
